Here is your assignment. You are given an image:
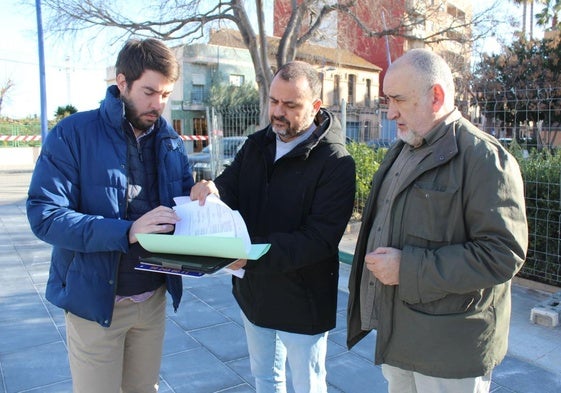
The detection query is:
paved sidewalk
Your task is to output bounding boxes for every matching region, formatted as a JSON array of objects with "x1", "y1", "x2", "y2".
[{"x1": 1, "y1": 170, "x2": 560, "y2": 393}]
